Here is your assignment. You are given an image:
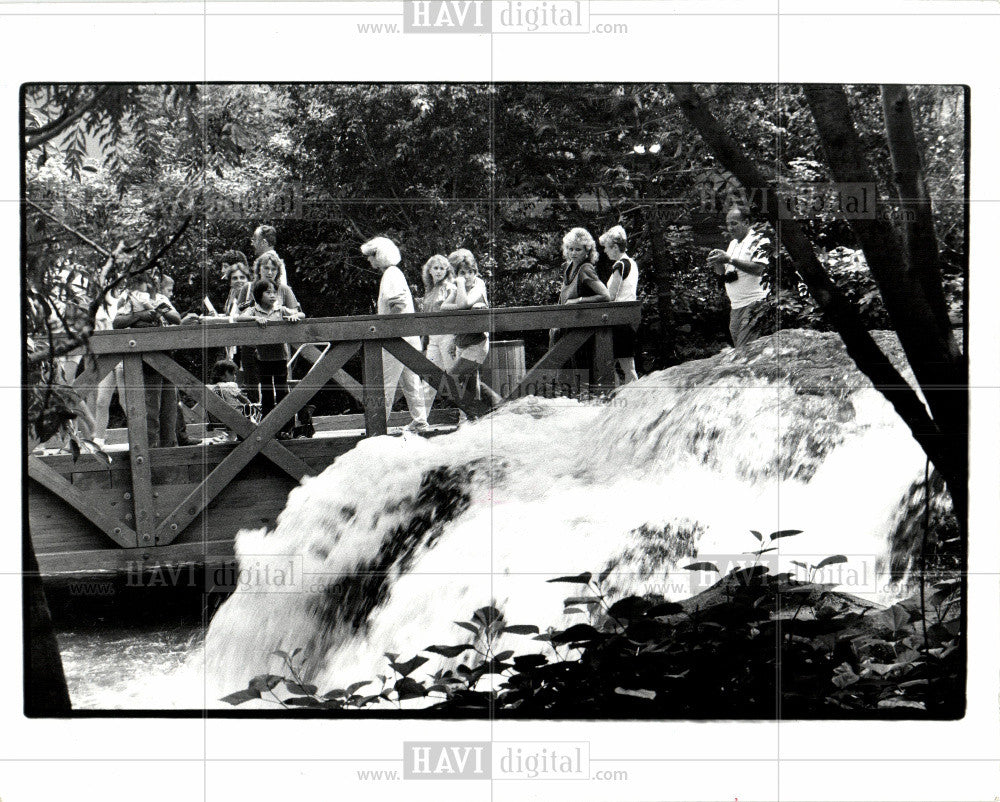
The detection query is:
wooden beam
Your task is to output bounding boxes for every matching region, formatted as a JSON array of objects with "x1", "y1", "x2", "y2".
[
  {"x1": 593, "y1": 327, "x2": 615, "y2": 392},
  {"x1": 142, "y1": 351, "x2": 315, "y2": 485},
  {"x1": 381, "y1": 338, "x2": 487, "y2": 419},
  {"x1": 153, "y1": 342, "x2": 360, "y2": 542},
  {"x1": 362, "y1": 342, "x2": 387, "y2": 437},
  {"x1": 34, "y1": 541, "x2": 237, "y2": 577},
  {"x1": 84, "y1": 303, "x2": 642, "y2": 354},
  {"x1": 28, "y1": 456, "x2": 137, "y2": 548},
  {"x1": 296, "y1": 343, "x2": 365, "y2": 404},
  {"x1": 503, "y1": 329, "x2": 593, "y2": 402},
  {"x1": 70, "y1": 354, "x2": 118, "y2": 394},
  {"x1": 121, "y1": 355, "x2": 157, "y2": 547}
]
